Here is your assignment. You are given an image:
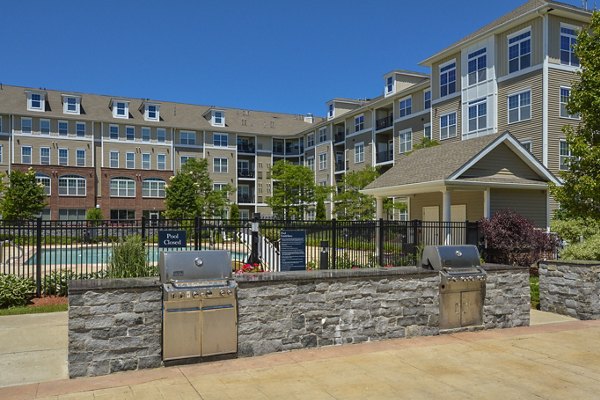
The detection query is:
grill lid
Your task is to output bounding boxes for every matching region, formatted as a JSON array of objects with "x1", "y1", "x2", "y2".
[
  {"x1": 159, "y1": 250, "x2": 233, "y2": 283},
  {"x1": 421, "y1": 245, "x2": 481, "y2": 271}
]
